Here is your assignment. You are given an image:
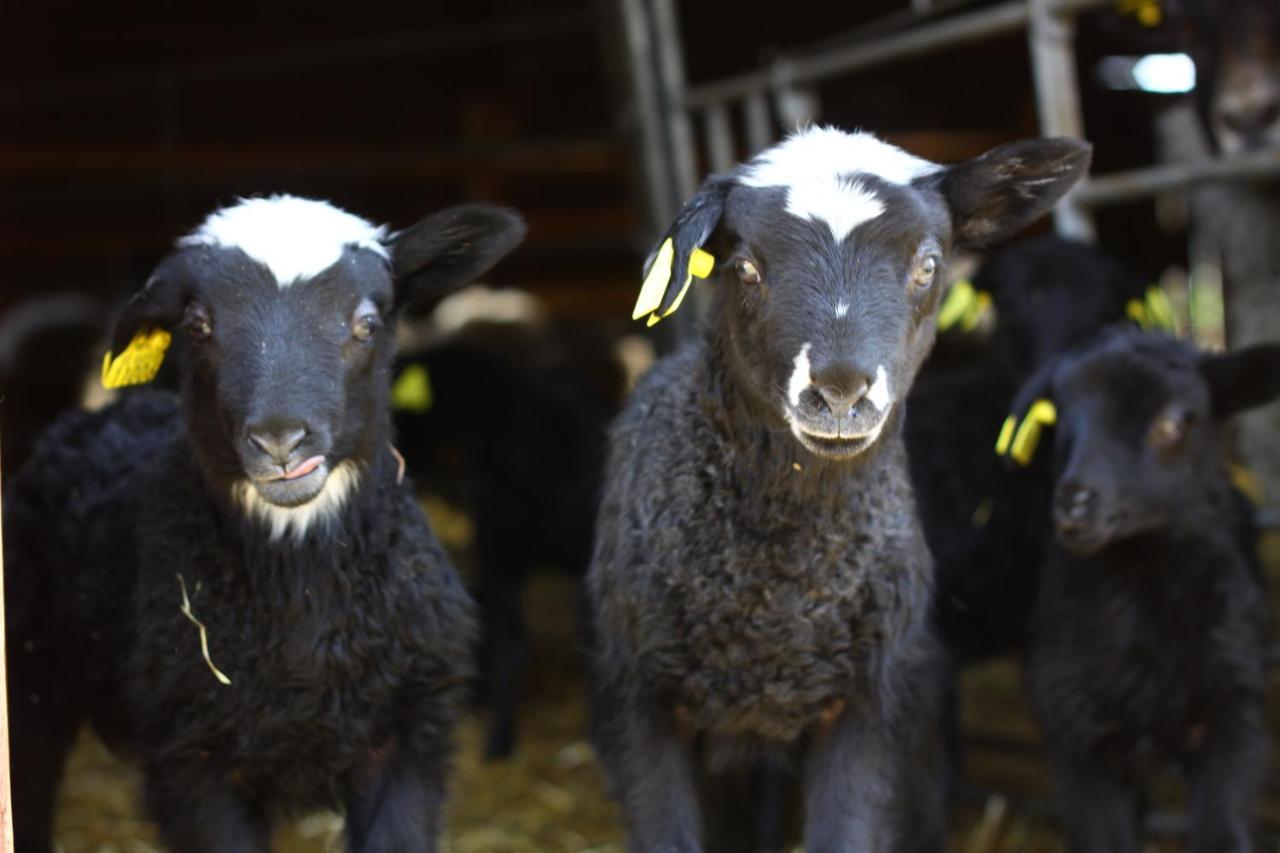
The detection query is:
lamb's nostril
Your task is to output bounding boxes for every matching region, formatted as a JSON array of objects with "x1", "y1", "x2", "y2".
[
  {"x1": 809, "y1": 361, "x2": 872, "y2": 415},
  {"x1": 1056, "y1": 483, "x2": 1096, "y2": 524},
  {"x1": 815, "y1": 380, "x2": 869, "y2": 414},
  {"x1": 246, "y1": 426, "x2": 308, "y2": 466}
]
